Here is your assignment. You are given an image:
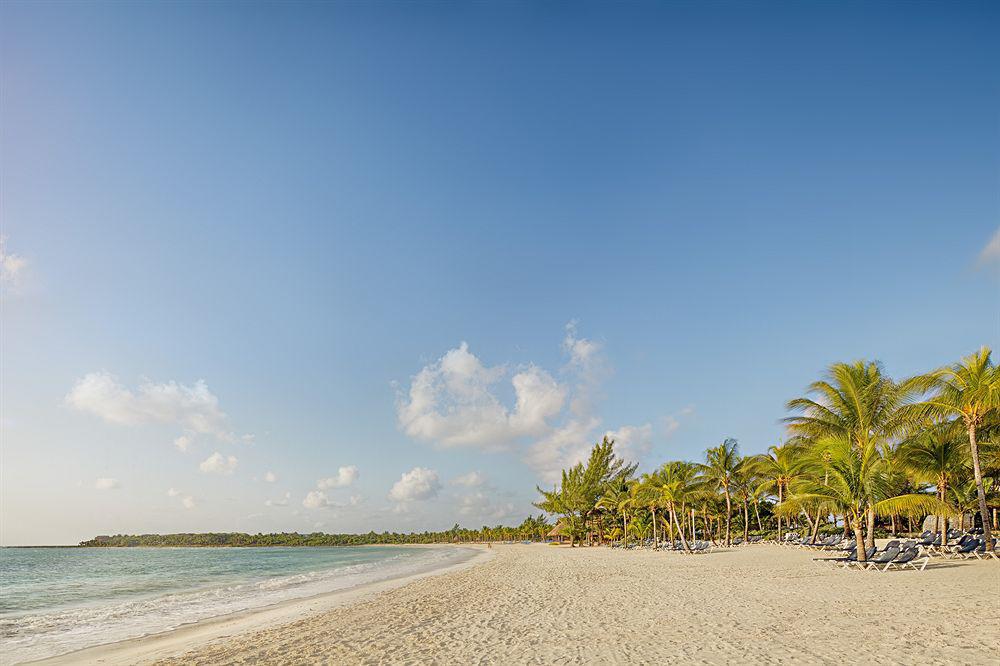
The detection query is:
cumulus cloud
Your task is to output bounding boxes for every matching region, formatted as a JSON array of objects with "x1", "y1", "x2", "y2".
[
  {"x1": 174, "y1": 435, "x2": 193, "y2": 452},
  {"x1": 317, "y1": 465, "x2": 359, "y2": 489},
  {"x1": 166, "y1": 487, "x2": 181, "y2": 497},
  {"x1": 303, "y1": 490, "x2": 330, "y2": 509},
  {"x1": 66, "y1": 372, "x2": 238, "y2": 442},
  {"x1": 0, "y1": 236, "x2": 27, "y2": 288},
  {"x1": 451, "y1": 471, "x2": 486, "y2": 487},
  {"x1": 264, "y1": 471, "x2": 277, "y2": 483},
  {"x1": 396, "y1": 343, "x2": 566, "y2": 451},
  {"x1": 181, "y1": 495, "x2": 196, "y2": 509},
  {"x1": 199, "y1": 452, "x2": 238, "y2": 475},
  {"x1": 388, "y1": 467, "x2": 441, "y2": 503},
  {"x1": 94, "y1": 477, "x2": 120, "y2": 490},
  {"x1": 978, "y1": 227, "x2": 1000, "y2": 266},
  {"x1": 397, "y1": 323, "x2": 671, "y2": 485}
]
